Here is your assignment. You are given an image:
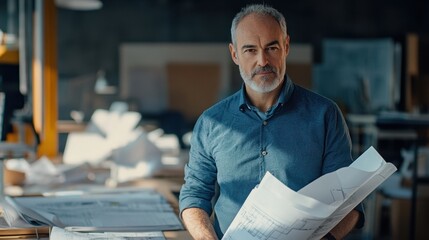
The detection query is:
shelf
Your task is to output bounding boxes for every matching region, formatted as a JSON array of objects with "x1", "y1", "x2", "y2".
[{"x1": 0, "y1": 46, "x2": 19, "y2": 64}]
